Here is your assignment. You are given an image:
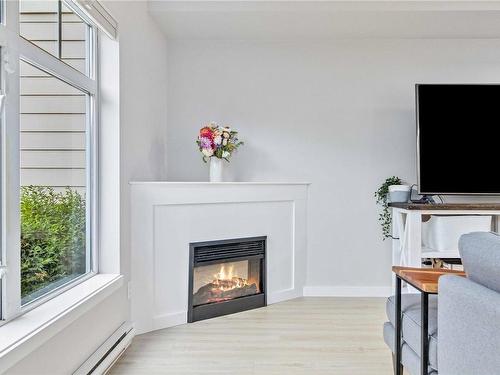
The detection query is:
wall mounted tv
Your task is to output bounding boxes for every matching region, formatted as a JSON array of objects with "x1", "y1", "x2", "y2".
[{"x1": 416, "y1": 84, "x2": 500, "y2": 195}]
